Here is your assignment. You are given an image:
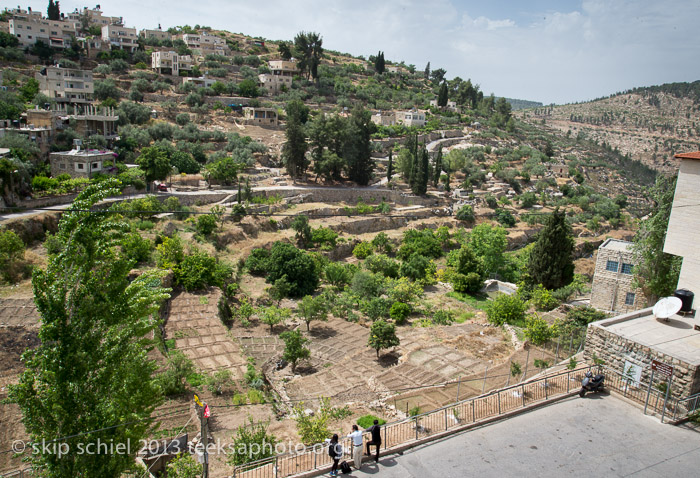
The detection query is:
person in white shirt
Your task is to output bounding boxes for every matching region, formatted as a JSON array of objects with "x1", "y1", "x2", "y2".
[{"x1": 347, "y1": 424, "x2": 363, "y2": 469}]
